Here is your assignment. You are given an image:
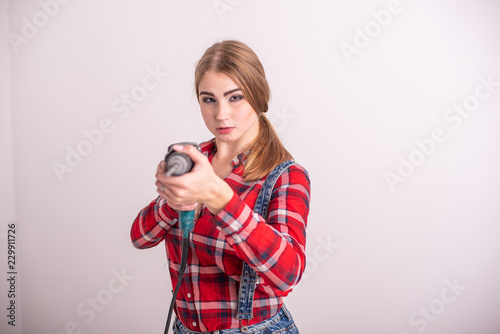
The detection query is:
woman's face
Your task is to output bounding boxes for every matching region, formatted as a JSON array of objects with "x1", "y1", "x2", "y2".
[{"x1": 198, "y1": 71, "x2": 259, "y2": 149}]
